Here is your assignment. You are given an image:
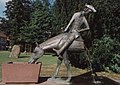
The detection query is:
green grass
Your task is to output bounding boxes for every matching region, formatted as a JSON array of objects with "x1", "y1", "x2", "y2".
[
  {"x1": 0, "y1": 51, "x2": 120, "y2": 82},
  {"x1": 0, "y1": 51, "x2": 57, "y2": 81}
]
